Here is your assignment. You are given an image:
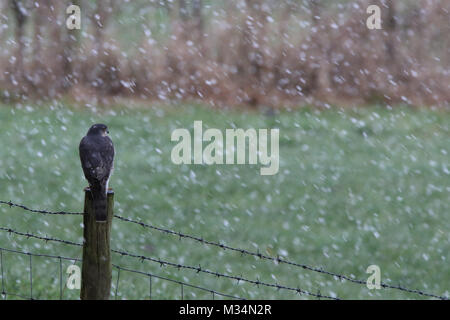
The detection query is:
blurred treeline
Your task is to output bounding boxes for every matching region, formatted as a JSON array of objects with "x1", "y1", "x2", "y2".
[{"x1": 0, "y1": 0, "x2": 449, "y2": 107}]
